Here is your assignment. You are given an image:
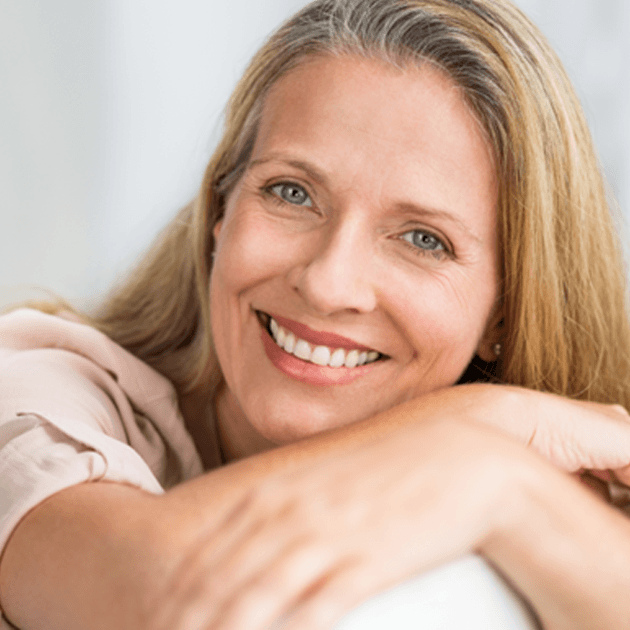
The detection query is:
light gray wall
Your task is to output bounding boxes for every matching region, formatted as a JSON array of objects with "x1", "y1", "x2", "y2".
[
  {"x1": 1, "y1": 0, "x2": 628, "y2": 307},
  {"x1": 0, "y1": 0, "x2": 308, "y2": 307},
  {"x1": 0, "y1": 2, "x2": 103, "y2": 306}
]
